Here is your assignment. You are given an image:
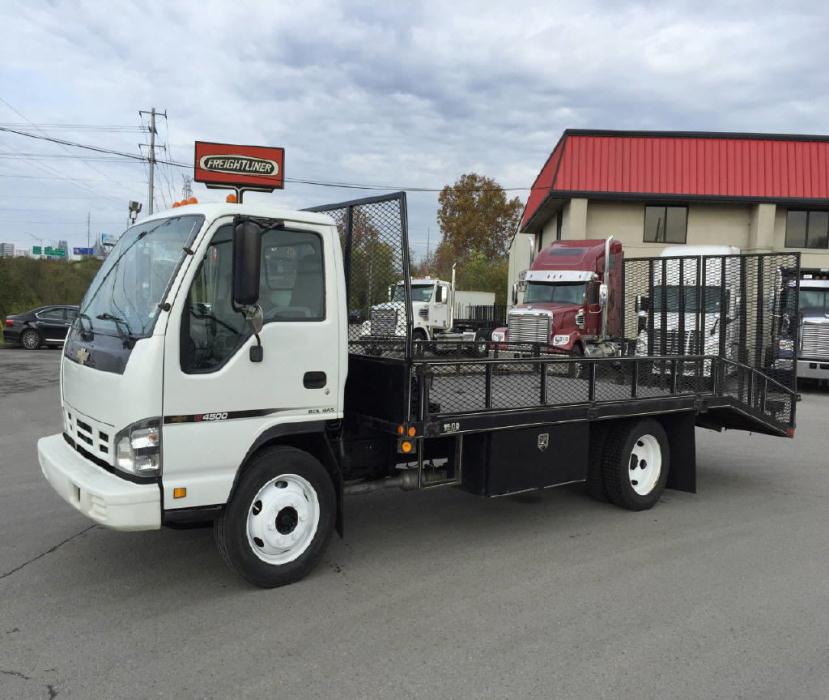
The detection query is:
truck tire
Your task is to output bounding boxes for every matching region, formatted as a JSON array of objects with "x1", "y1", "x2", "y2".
[
  {"x1": 412, "y1": 328, "x2": 428, "y2": 356},
  {"x1": 215, "y1": 445, "x2": 336, "y2": 588},
  {"x1": 601, "y1": 418, "x2": 669, "y2": 511},
  {"x1": 21, "y1": 328, "x2": 42, "y2": 350},
  {"x1": 472, "y1": 329, "x2": 489, "y2": 358}
]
